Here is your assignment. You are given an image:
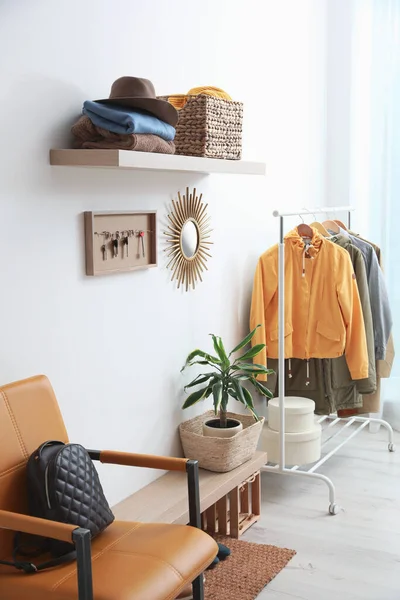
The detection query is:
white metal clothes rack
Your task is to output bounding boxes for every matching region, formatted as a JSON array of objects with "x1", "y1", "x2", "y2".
[{"x1": 261, "y1": 206, "x2": 395, "y2": 515}]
